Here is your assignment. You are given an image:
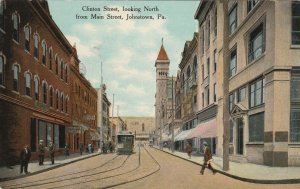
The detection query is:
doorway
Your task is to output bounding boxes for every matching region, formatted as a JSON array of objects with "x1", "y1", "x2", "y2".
[{"x1": 236, "y1": 118, "x2": 244, "y2": 155}]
